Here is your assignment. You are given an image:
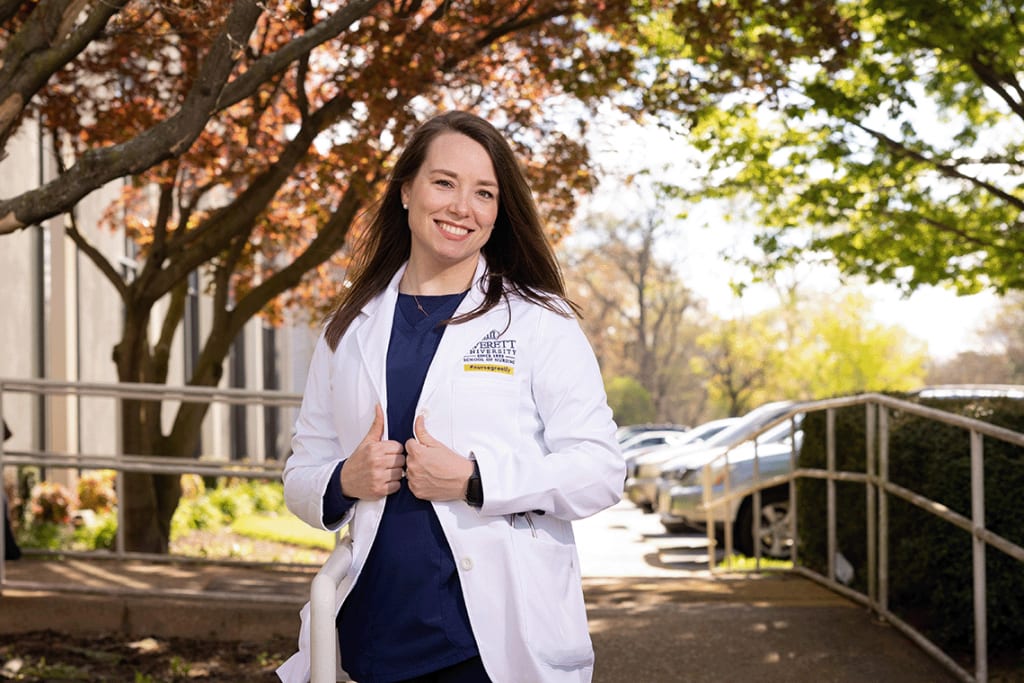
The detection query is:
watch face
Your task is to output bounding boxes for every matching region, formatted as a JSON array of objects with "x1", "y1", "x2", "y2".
[{"x1": 466, "y1": 471, "x2": 483, "y2": 507}]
